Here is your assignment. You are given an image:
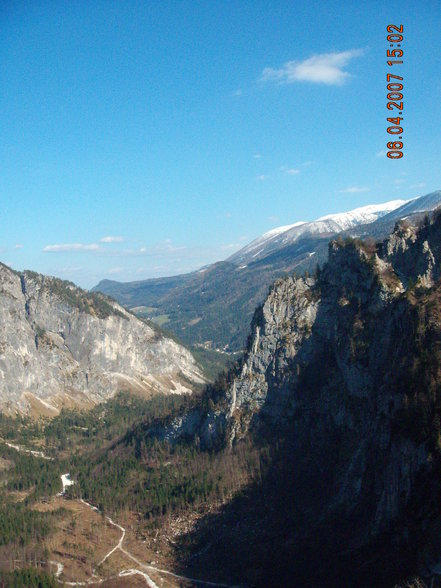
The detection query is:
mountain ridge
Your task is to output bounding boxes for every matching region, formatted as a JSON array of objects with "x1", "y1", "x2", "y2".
[
  {"x1": 0, "y1": 263, "x2": 204, "y2": 415},
  {"x1": 228, "y1": 197, "x2": 409, "y2": 265},
  {"x1": 5, "y1": 202, "x2": 441, "y2": 586},
  {"x1": 94, "y1": 191, "x2": 441, "y2": 354},
  {"x1": 147, "y1": 207, "x2": 441, "y2": 585}
]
